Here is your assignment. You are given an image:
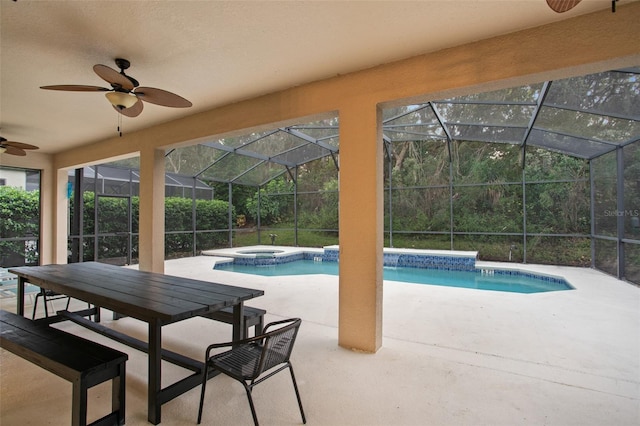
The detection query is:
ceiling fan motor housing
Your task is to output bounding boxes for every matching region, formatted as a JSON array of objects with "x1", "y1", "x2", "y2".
[{"x1": 115, "y1": 58, "x2": 130, "y2": 70}]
